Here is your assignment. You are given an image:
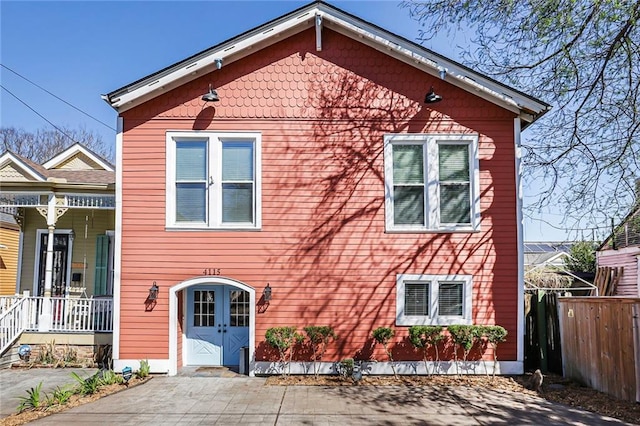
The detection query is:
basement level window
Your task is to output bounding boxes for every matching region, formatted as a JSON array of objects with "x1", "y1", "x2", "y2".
[{"x1": 396, "y1": 274, "x2": 473, "y2": 326}]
